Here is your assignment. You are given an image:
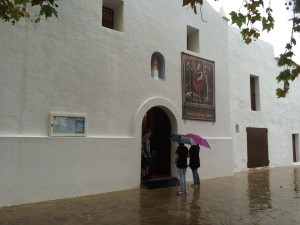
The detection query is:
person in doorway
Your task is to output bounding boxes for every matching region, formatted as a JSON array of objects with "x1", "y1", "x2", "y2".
[
  {"x1": 149, "y1": 135, "x2": 158, "y2": 176},
  {"x1": 175, "y1": 142, "x2": 189, "y2": 195},
  {"x1": 141, "y1": 129, "x2": 152, "y2": 181},
  {"x1": 189, "y1": 144, "x2": 200, "y2": 187}
]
